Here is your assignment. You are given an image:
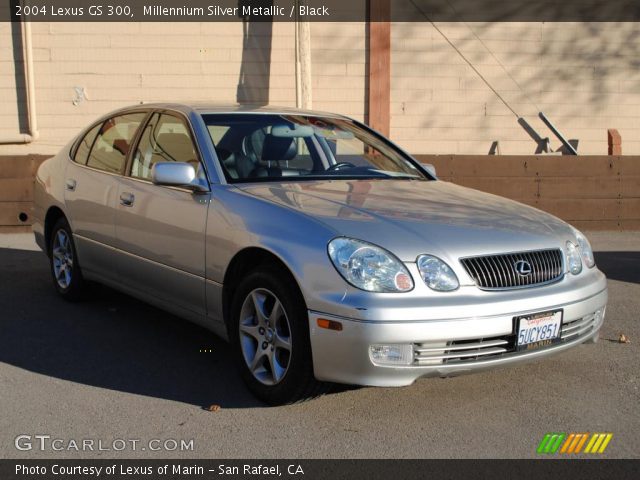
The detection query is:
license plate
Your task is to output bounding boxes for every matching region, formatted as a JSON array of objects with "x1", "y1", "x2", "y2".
[{"x1": 516, "y1": 310, "x2": 563, "y2": 351}]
